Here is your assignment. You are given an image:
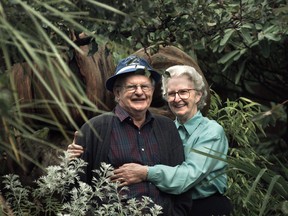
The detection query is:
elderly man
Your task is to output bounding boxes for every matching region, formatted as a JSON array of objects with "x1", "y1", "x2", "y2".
[{"x1": 68, "y1": 55, "x2": 193, "y2": 215}]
